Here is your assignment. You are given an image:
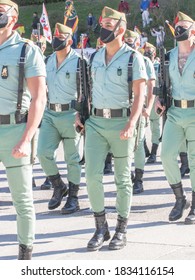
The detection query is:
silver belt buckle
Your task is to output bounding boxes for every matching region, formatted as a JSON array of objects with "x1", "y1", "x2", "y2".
[
  {"x1": 55, "y1": 104, "x2": 62, "y2": 112},
  {"x1": 181, "y1": 100, "x2": 187, "y2": 109},
  {"x1": 103, "y1": 109, "x2": 111, "y2": 118}
]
